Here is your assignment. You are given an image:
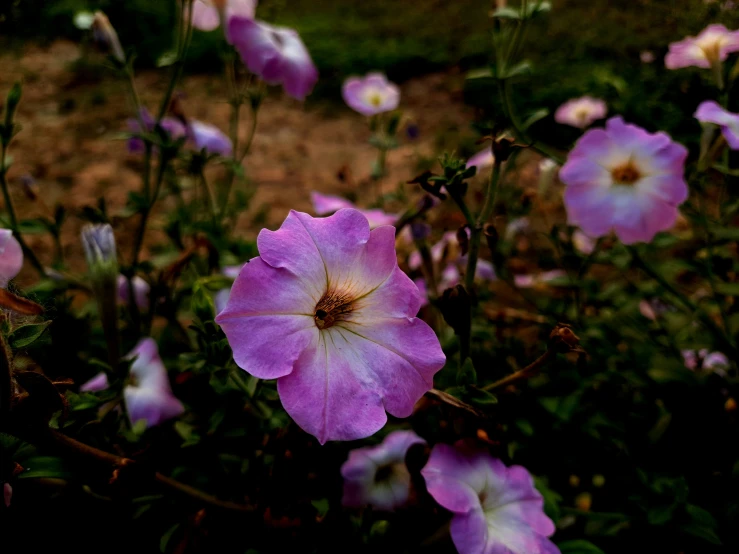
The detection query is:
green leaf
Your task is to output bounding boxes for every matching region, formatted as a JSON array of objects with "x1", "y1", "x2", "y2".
[
  {"x1": 683, "y1": 504, "x2": 721, "y2": 545},
  {"x1": 492, "y1": 7, "x2": 522, "y2": 19},
  {"x1": 466, "y1": 386, "x2": 498, "y2": 406},
  {"x1": 456, "y1": 358, "x2": 477, "y2": 386},
  {"x1": 522, "y1": 108, "x2": 549, "y2": 130},
  {"x1": 558, "y1": 540, "x2": 605, "y2": 554},
  {"x1": 160, "y1": 523, "x2": 181, "y2": 553},
  {"x1": 18, "y1": 455, "x2": 74, "y2": 480},
  {"x1": 500, "y1": 61, "x2": 533, "y2": 80},
  {"x1": 8, "y1": 320, "x2": 52, "y2": 349},
  {"x1": 17, "y1": 218, "x2": 50, "y2": 234},
  {"x1": 311, "y1": 498, "x2": 330, "y2": 518},
  {"x1": 715, "y1": 282, "x2": 739, "y2": 296}
]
